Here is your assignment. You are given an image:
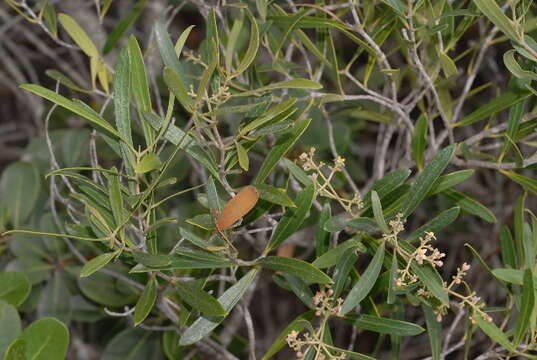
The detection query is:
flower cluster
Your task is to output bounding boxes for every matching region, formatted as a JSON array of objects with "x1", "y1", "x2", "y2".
[
  {"x1": 286, "y1": 330, "x2": 347, "y2": 360},
  {"x1": 285, "y1": 287, "x2": 347, "y2": 359},
  {"x1": 312, "y1": 287, "x2": 344, "y2": 317},
  {"x1": 382, "y1": 213, "x2": 405, "y2": 245},
  {"x1": 299, "y1": 147, "x2": 363, "y2": 216},
  {"x1": 397, "y1": 232, "x2": 445, "y2": 286}
]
